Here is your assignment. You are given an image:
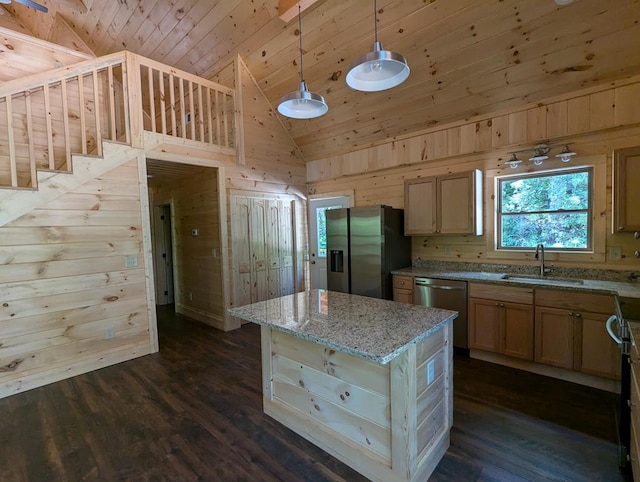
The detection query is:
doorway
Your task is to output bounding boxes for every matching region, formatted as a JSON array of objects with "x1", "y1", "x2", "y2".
[
  {"x1": 152, "y1": 204, "x2": 175, "y2": 305},
  {"x1": 308, "y1": 196, "x2": 350, "y2": 289}
]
